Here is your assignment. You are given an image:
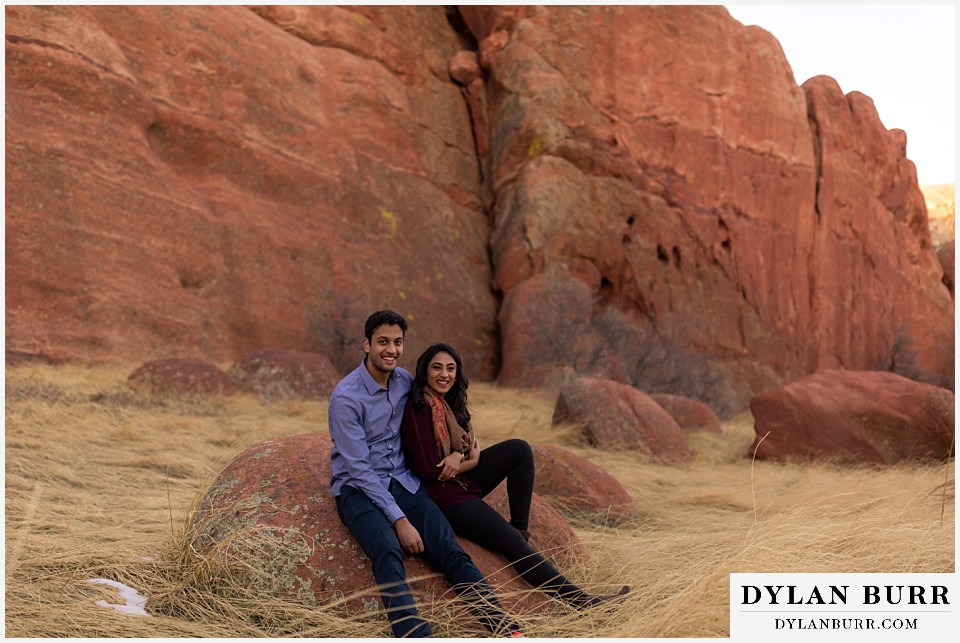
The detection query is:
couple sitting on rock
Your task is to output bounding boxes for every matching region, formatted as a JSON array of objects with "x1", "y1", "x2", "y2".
[{"x1": 328, "y1": 310, "x2": 629, "y2": 637}]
